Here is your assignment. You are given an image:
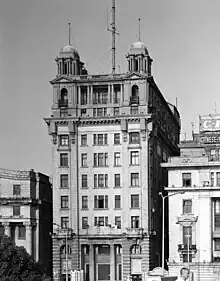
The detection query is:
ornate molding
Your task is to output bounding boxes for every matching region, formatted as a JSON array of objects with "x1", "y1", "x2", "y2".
[
  {"x1": 176, "y1": 214, "x2": 198, "y2": 226},
  {"x1": 51, "y1": 133, "x2": 57, "y2": 145},
  {"x1": 122, "y1": 132, "x2": 127, "y2": 142},
  {"x1": 70, "y1": 133, "x2": 76, "y2": 144}
]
